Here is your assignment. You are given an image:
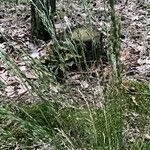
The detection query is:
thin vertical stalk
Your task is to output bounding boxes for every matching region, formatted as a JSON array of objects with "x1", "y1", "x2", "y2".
[{"x1": 108, "y1": 0, "x2": 122, "y2": 84}]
